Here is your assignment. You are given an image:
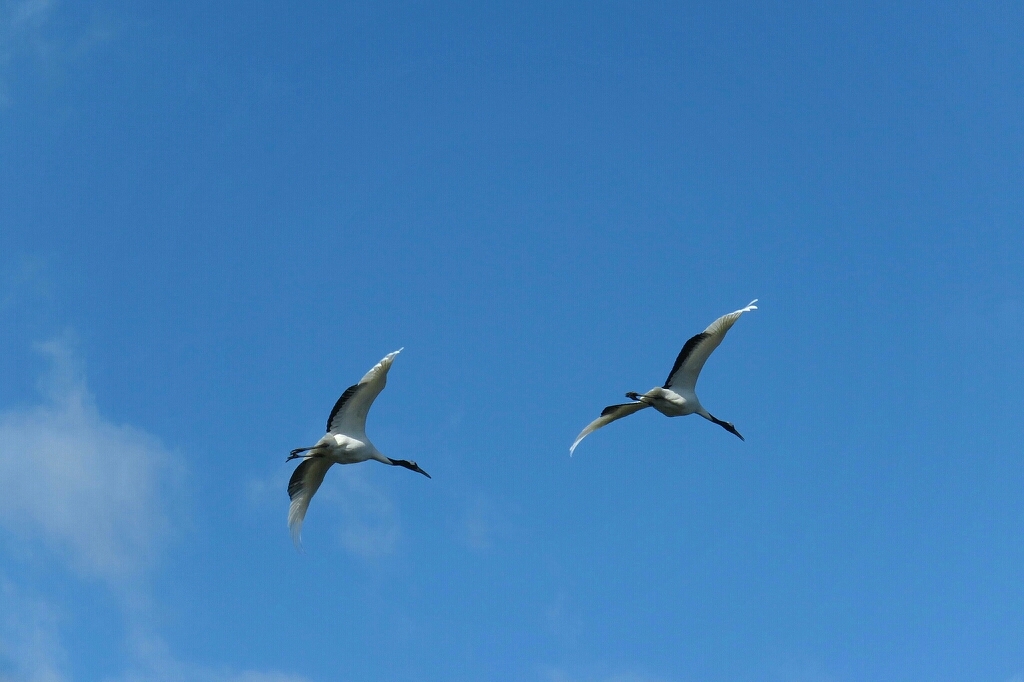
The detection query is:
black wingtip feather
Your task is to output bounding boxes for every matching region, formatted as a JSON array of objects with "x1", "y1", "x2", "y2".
[
  {"x1": 601, "y1": 403, "x2": 637, "y2": 416},
  {"x1": 326, "y1": 383, "x2": 361, "y2": 432},
  {"x1": 664, "y1": 332, "x2": 710, "y2": 387},
  {"x1": 288, "y1": 459, "x2": 315, "y2": 500}
]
